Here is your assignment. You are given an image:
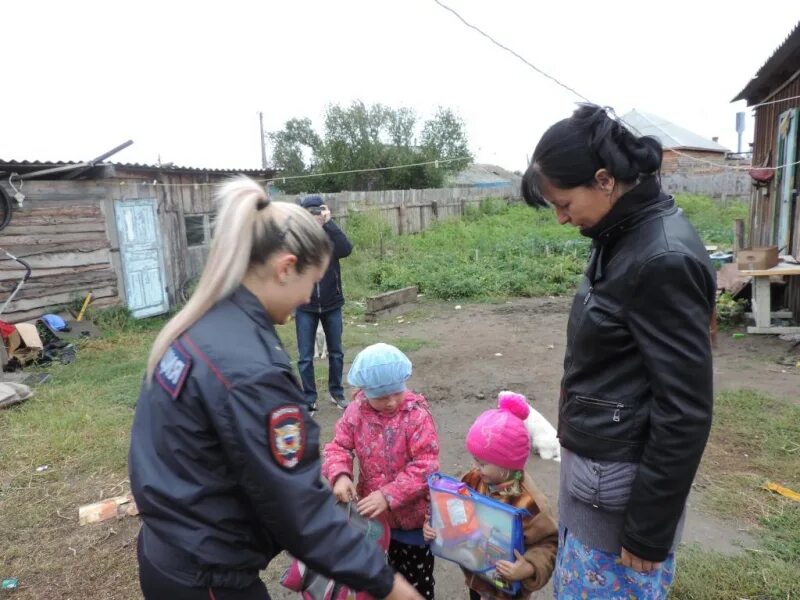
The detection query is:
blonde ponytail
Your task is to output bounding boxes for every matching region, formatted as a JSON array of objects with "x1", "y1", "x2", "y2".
[{"x1": 146, "y1": 176, "x2": 330, "y2": 380}]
